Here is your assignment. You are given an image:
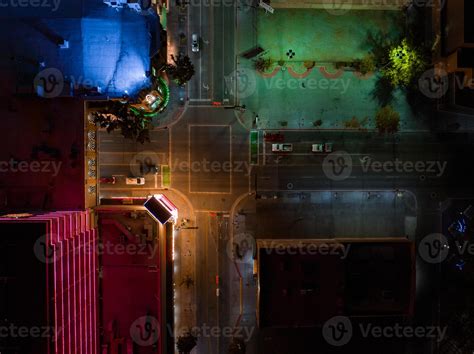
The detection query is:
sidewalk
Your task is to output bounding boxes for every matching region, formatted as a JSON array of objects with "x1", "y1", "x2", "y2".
[
  {"x1": 164, "y1": 188, "x2": 197, "y2": 338},
  {"x1": 151, "y1": 0, "x2": 189, "y2": 128}
]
